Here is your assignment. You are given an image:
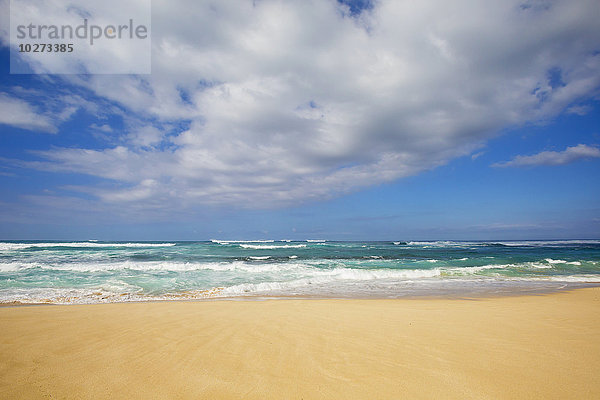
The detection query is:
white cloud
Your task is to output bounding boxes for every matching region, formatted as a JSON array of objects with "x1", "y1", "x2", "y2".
[
  {"x1": 90, "y1": 123, "x2": 113, "y2": 133},
  {"x1": 126, "y1": 125, "x2": 165, "y2": 148},
  {"x1": 0, "y1": 93, "x2": 57, "y2": 132},
  {"x1": 0, "y1": 90, "x2": 103, "y2": 133},
  {"x1": 492, "y1": 144, "x2": 600, "y2": 167},
  {"x1": 471, "y1": 151, "x2": 485, "y2": 160},
  {"x1": 7, "y1": 0, "x2": 600, "y2": 209},
  {"x1": 566, "y1": 104, "x2": 592, "y2": 116}
]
